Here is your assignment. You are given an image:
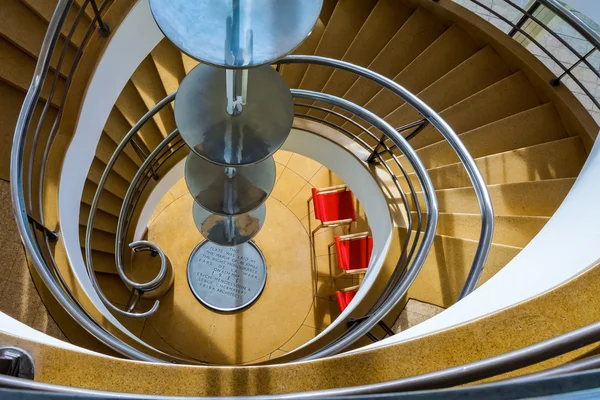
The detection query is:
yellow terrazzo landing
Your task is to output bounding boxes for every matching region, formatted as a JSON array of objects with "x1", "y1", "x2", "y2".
[{"x1": 133, "y1": 152, "x2": 358, "y2": 364}]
